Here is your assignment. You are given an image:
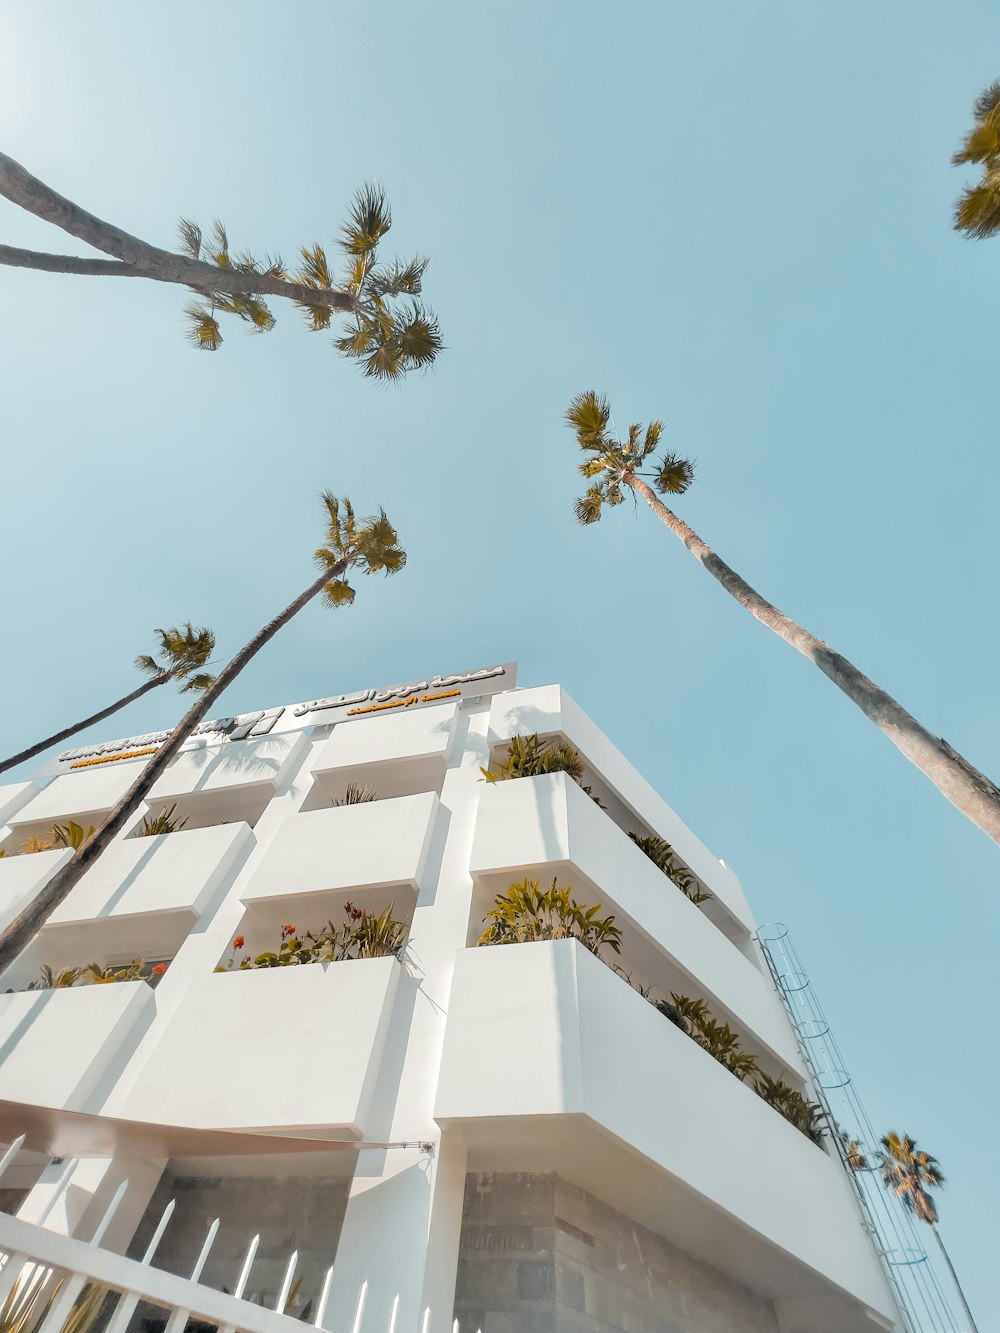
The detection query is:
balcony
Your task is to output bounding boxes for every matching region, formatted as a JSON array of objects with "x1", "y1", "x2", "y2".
[
  {"x1": 4, "y1": 762, "x2": 148, "y2": 848},
  {"x1": 488, "y1": 685, "x2": 755, "y2": 935},
  {"x1": 435, "y1": 939, "x2": 898, "y2": 1333},
  {"x1": 0, "y1": 847, "x2": 72, "y2": 940},
  {"x1": 143, "y1": 733, "x2": 307, "y2": 829},
  {"x1": 41, "y1": 822, "x2": 255, "y2": 958},
  {"x1": 0, "y1": 980, "x2": 154, "y2": 1110},
  {"x1": 121, "y1": 956, "x2": 401, "y2": 1136},
  {"x1": 309, "y1": 701, "x2": 459, "y2": 800},
  {"x1": 241, "y1": 791, "x2": 440, "y2": 916},
  {"x1": 471, "y1": 771, "x2": 801, "y2": 1076},
  {"x1": 0, "y1": 781, "x2": 41, "y2": 828}
]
